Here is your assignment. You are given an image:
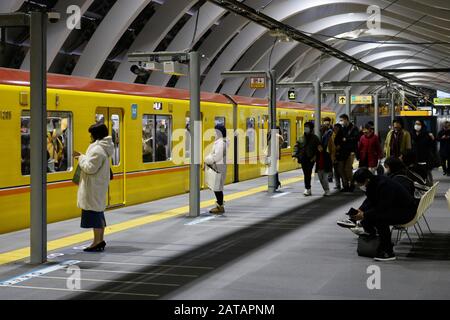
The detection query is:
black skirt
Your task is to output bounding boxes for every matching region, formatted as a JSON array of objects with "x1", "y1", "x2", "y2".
[{"x1": 81, "y1": 210, "x2": 107, "y2": 229}]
